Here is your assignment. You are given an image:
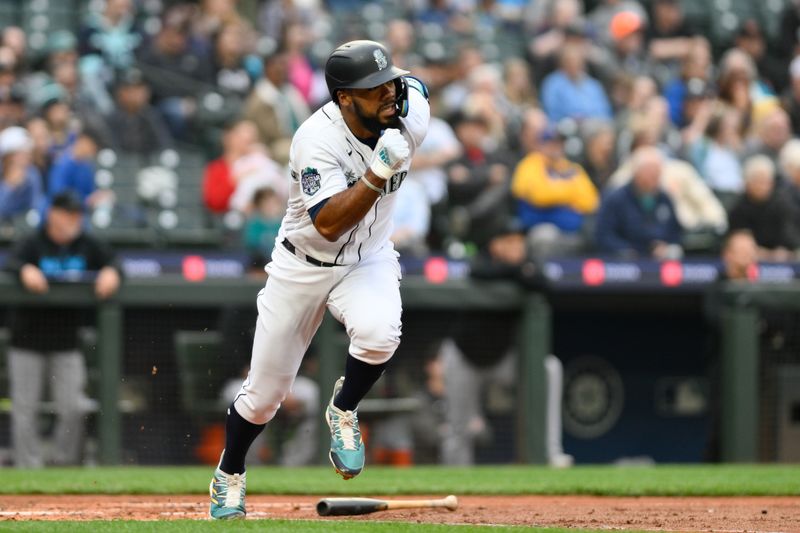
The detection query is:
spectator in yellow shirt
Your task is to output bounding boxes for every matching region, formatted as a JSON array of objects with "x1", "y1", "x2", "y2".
[{"x1": 511, "y1": 125, "x2": 599, "y2": 257}]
